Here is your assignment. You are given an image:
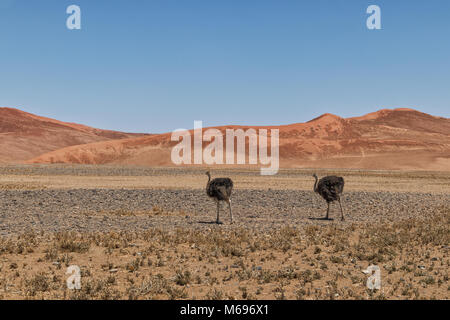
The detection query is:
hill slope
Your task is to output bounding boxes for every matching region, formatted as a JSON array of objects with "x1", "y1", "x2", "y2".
[
  {"x1": 0, "y1": 107, "x2": 146, "y2": 163},
  {"x1": 27, "y1": 108, "x2": 450, "y2": 170}
]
